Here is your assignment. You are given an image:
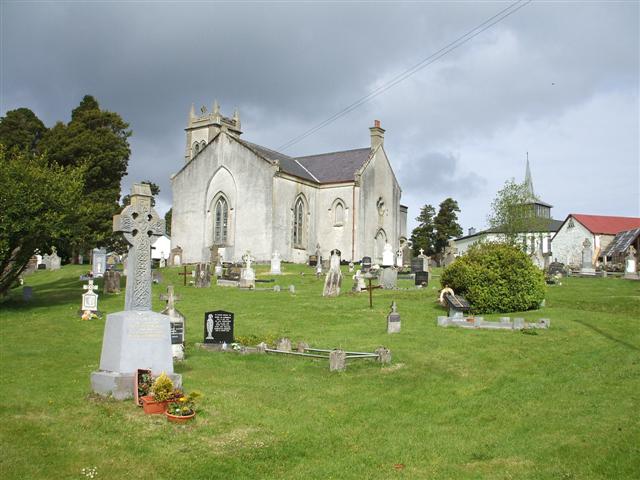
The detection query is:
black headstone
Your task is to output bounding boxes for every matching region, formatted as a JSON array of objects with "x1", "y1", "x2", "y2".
[
  {"x1": 362, "y1": 256, "x2": 372, "y2": 272},
  {"x1": 170, "y1": 321, "x2": 184, "y2": 345},
  {"x1": 411, "y1": 258, "x2": 424, "y2": 274},
  {"x1": 308, "y1": 255, "x2": 318, "y2": 266},
  {"x1": 37, "y1": 264, "x2": 47, "y2": 270},
  {"x1": 415, "y1": 271, "x2": 429, "y2": 286},
  {"x1": 203, "y1": 310, "x2": 234, "y2": 344}
]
